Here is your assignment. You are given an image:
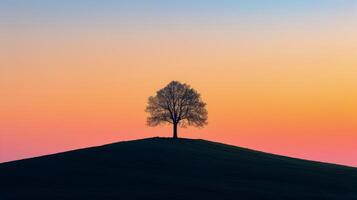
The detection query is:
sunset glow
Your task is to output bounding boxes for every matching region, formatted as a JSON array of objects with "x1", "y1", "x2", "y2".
[{"x1": 1, "y1": 0, "x2": 357, "y2": 166}]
